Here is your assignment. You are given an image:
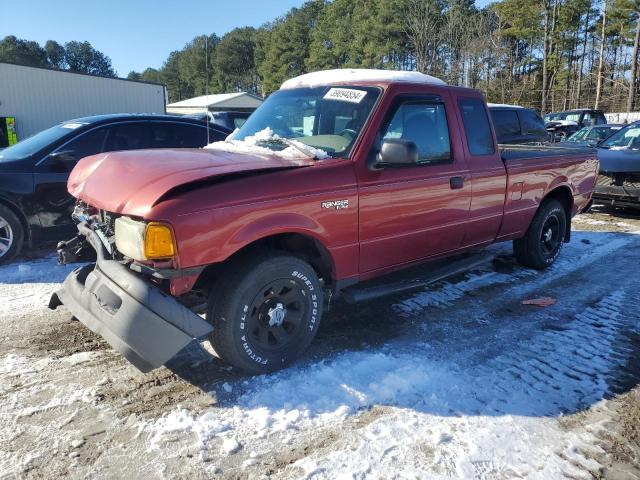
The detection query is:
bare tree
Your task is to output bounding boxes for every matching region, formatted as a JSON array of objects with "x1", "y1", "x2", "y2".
[
  {"x1": 575, "y1": 2, "x2": 591, "y2": 107},
  {"x1": 541, "y1": 0, "x2": 558, "y2": 113},
  {"x1": 628, "y1": 11, "x2": 640, "y2": 112},
  {"x1": 403, "y1": 0, "x2": 442, "y2": 73},
  {"x1": 594, "y1": 0, "x2": 607, "y2": 109}
]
